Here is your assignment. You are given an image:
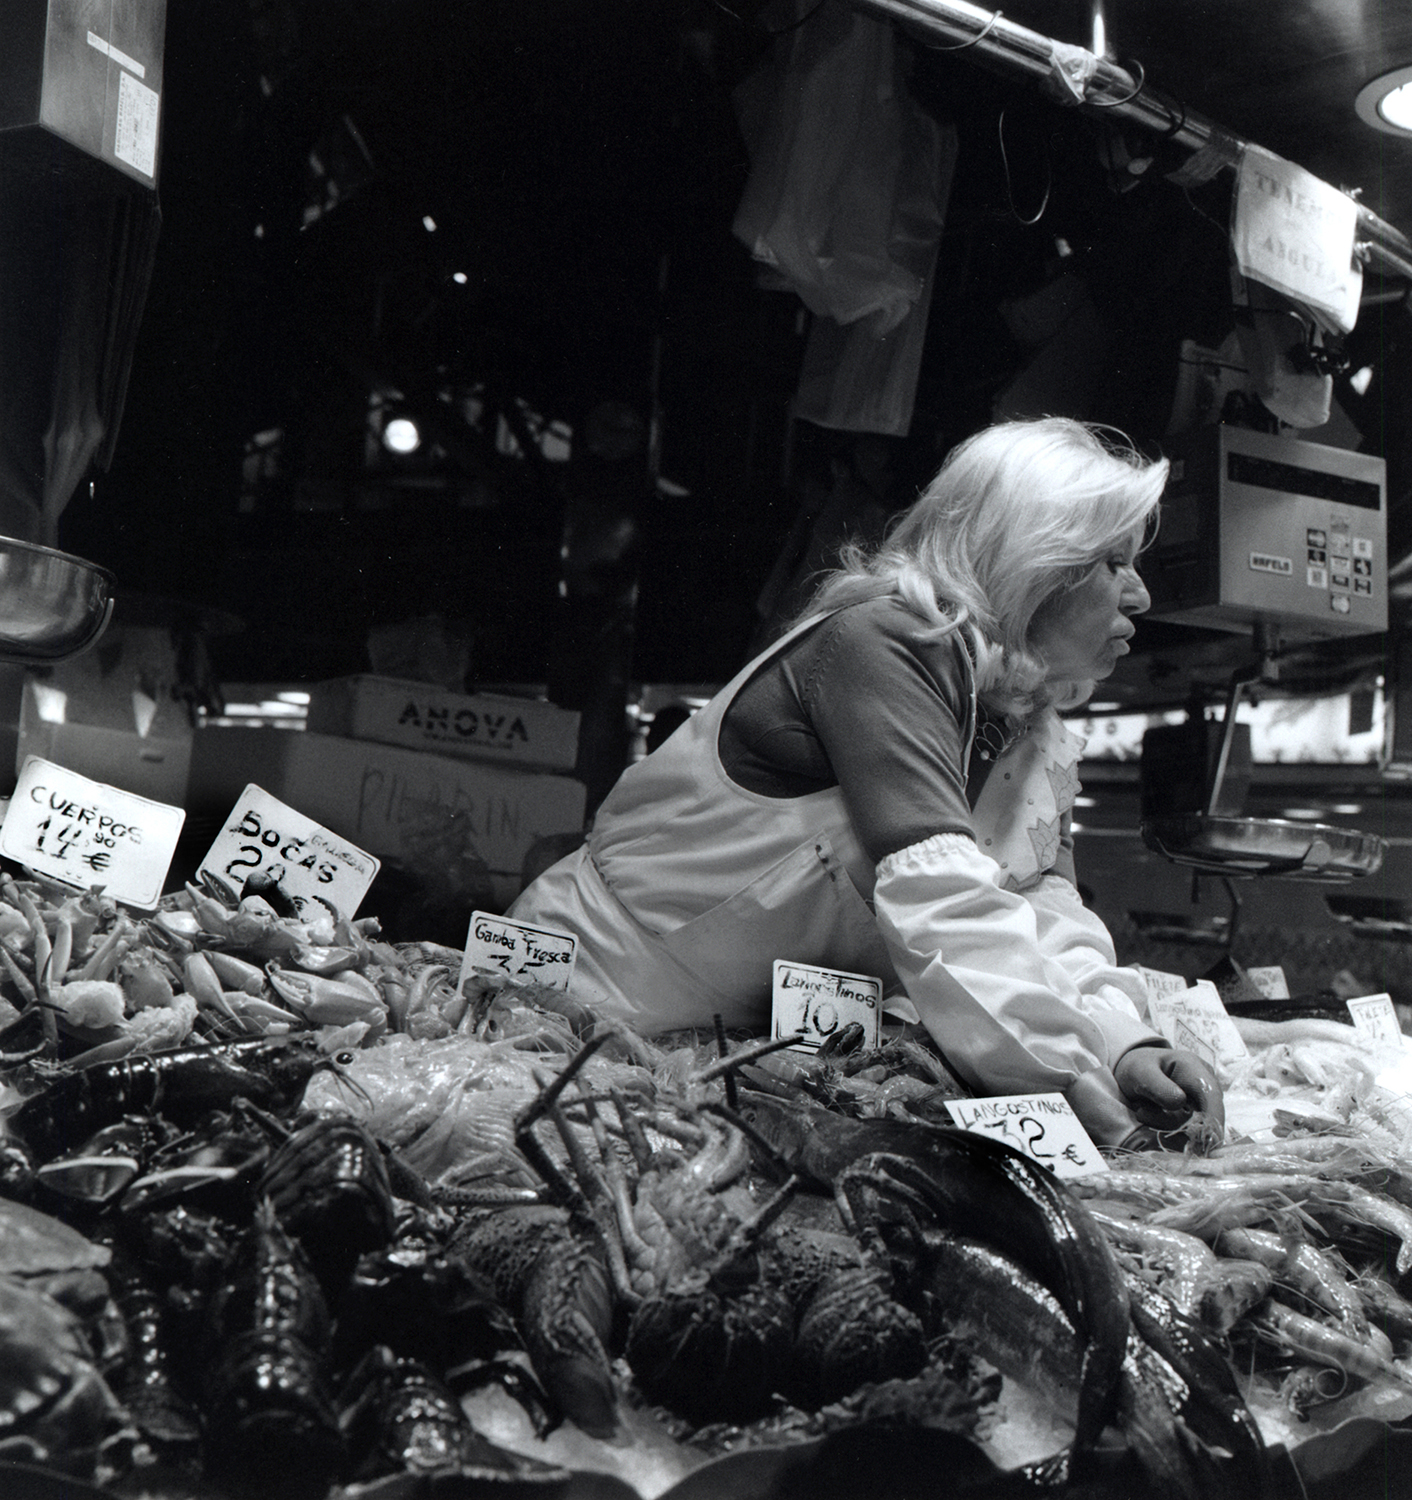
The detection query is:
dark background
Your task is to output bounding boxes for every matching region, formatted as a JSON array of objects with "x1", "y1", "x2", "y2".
[{"x1": 48, "y1": 0, "x2": 1412, "y2": 697}]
